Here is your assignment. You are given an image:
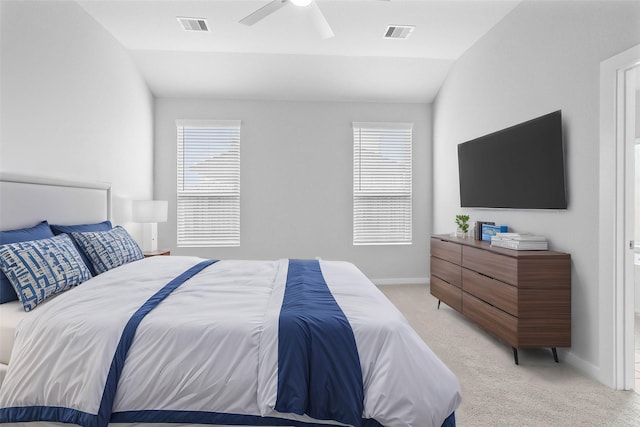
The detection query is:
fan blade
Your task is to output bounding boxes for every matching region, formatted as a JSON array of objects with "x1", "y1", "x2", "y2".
[
  {"x1": 310, "y1": 1, "x2": 334, "y2": 39},
  {"x1": 239, "y1": 0, "x2": 288, "y2": 26}
]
